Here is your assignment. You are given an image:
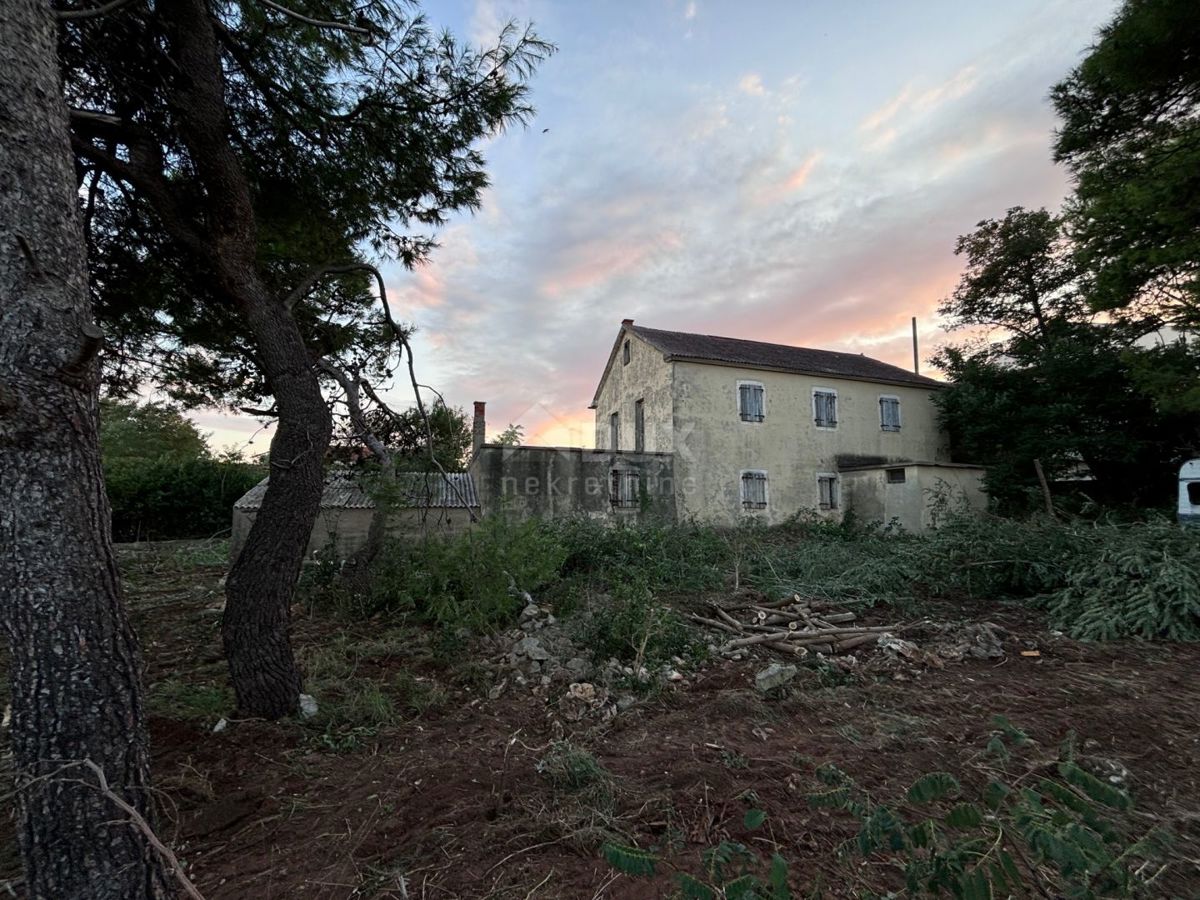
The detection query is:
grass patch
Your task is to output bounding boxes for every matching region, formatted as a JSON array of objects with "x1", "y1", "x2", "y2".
[{"x1": 146, "y1": 678, "x2": 233, "y2": 722}]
